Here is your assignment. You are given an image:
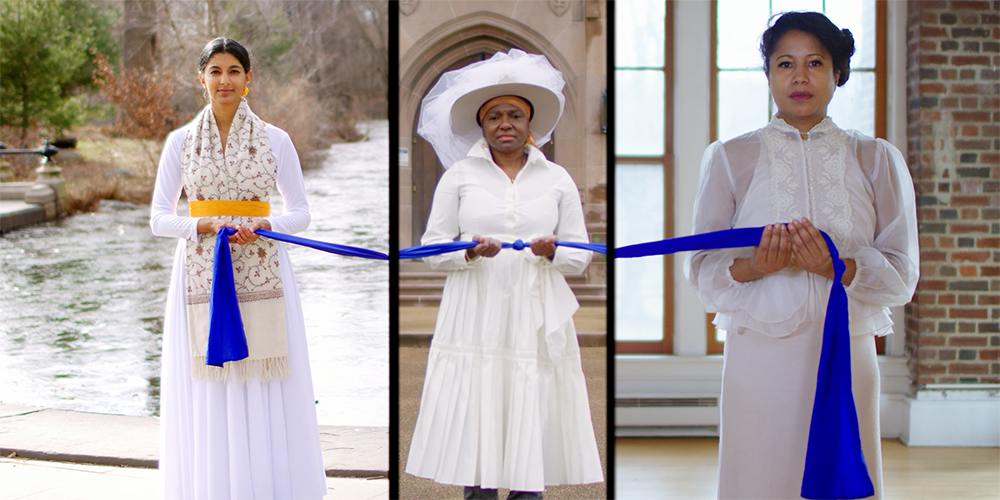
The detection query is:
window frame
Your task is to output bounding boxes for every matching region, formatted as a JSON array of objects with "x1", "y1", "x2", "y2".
[{"x1": 614, "y1": 0, "x2": 675, "y2": 355}]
